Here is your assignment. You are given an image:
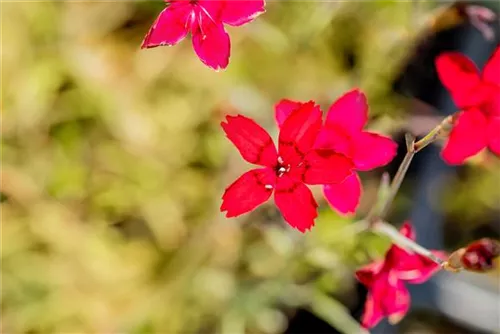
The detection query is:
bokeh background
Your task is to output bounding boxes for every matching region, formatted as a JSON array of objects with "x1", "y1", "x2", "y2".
[{"x1": 2, "y1": 1, "x2": 500, "y2": 333}]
